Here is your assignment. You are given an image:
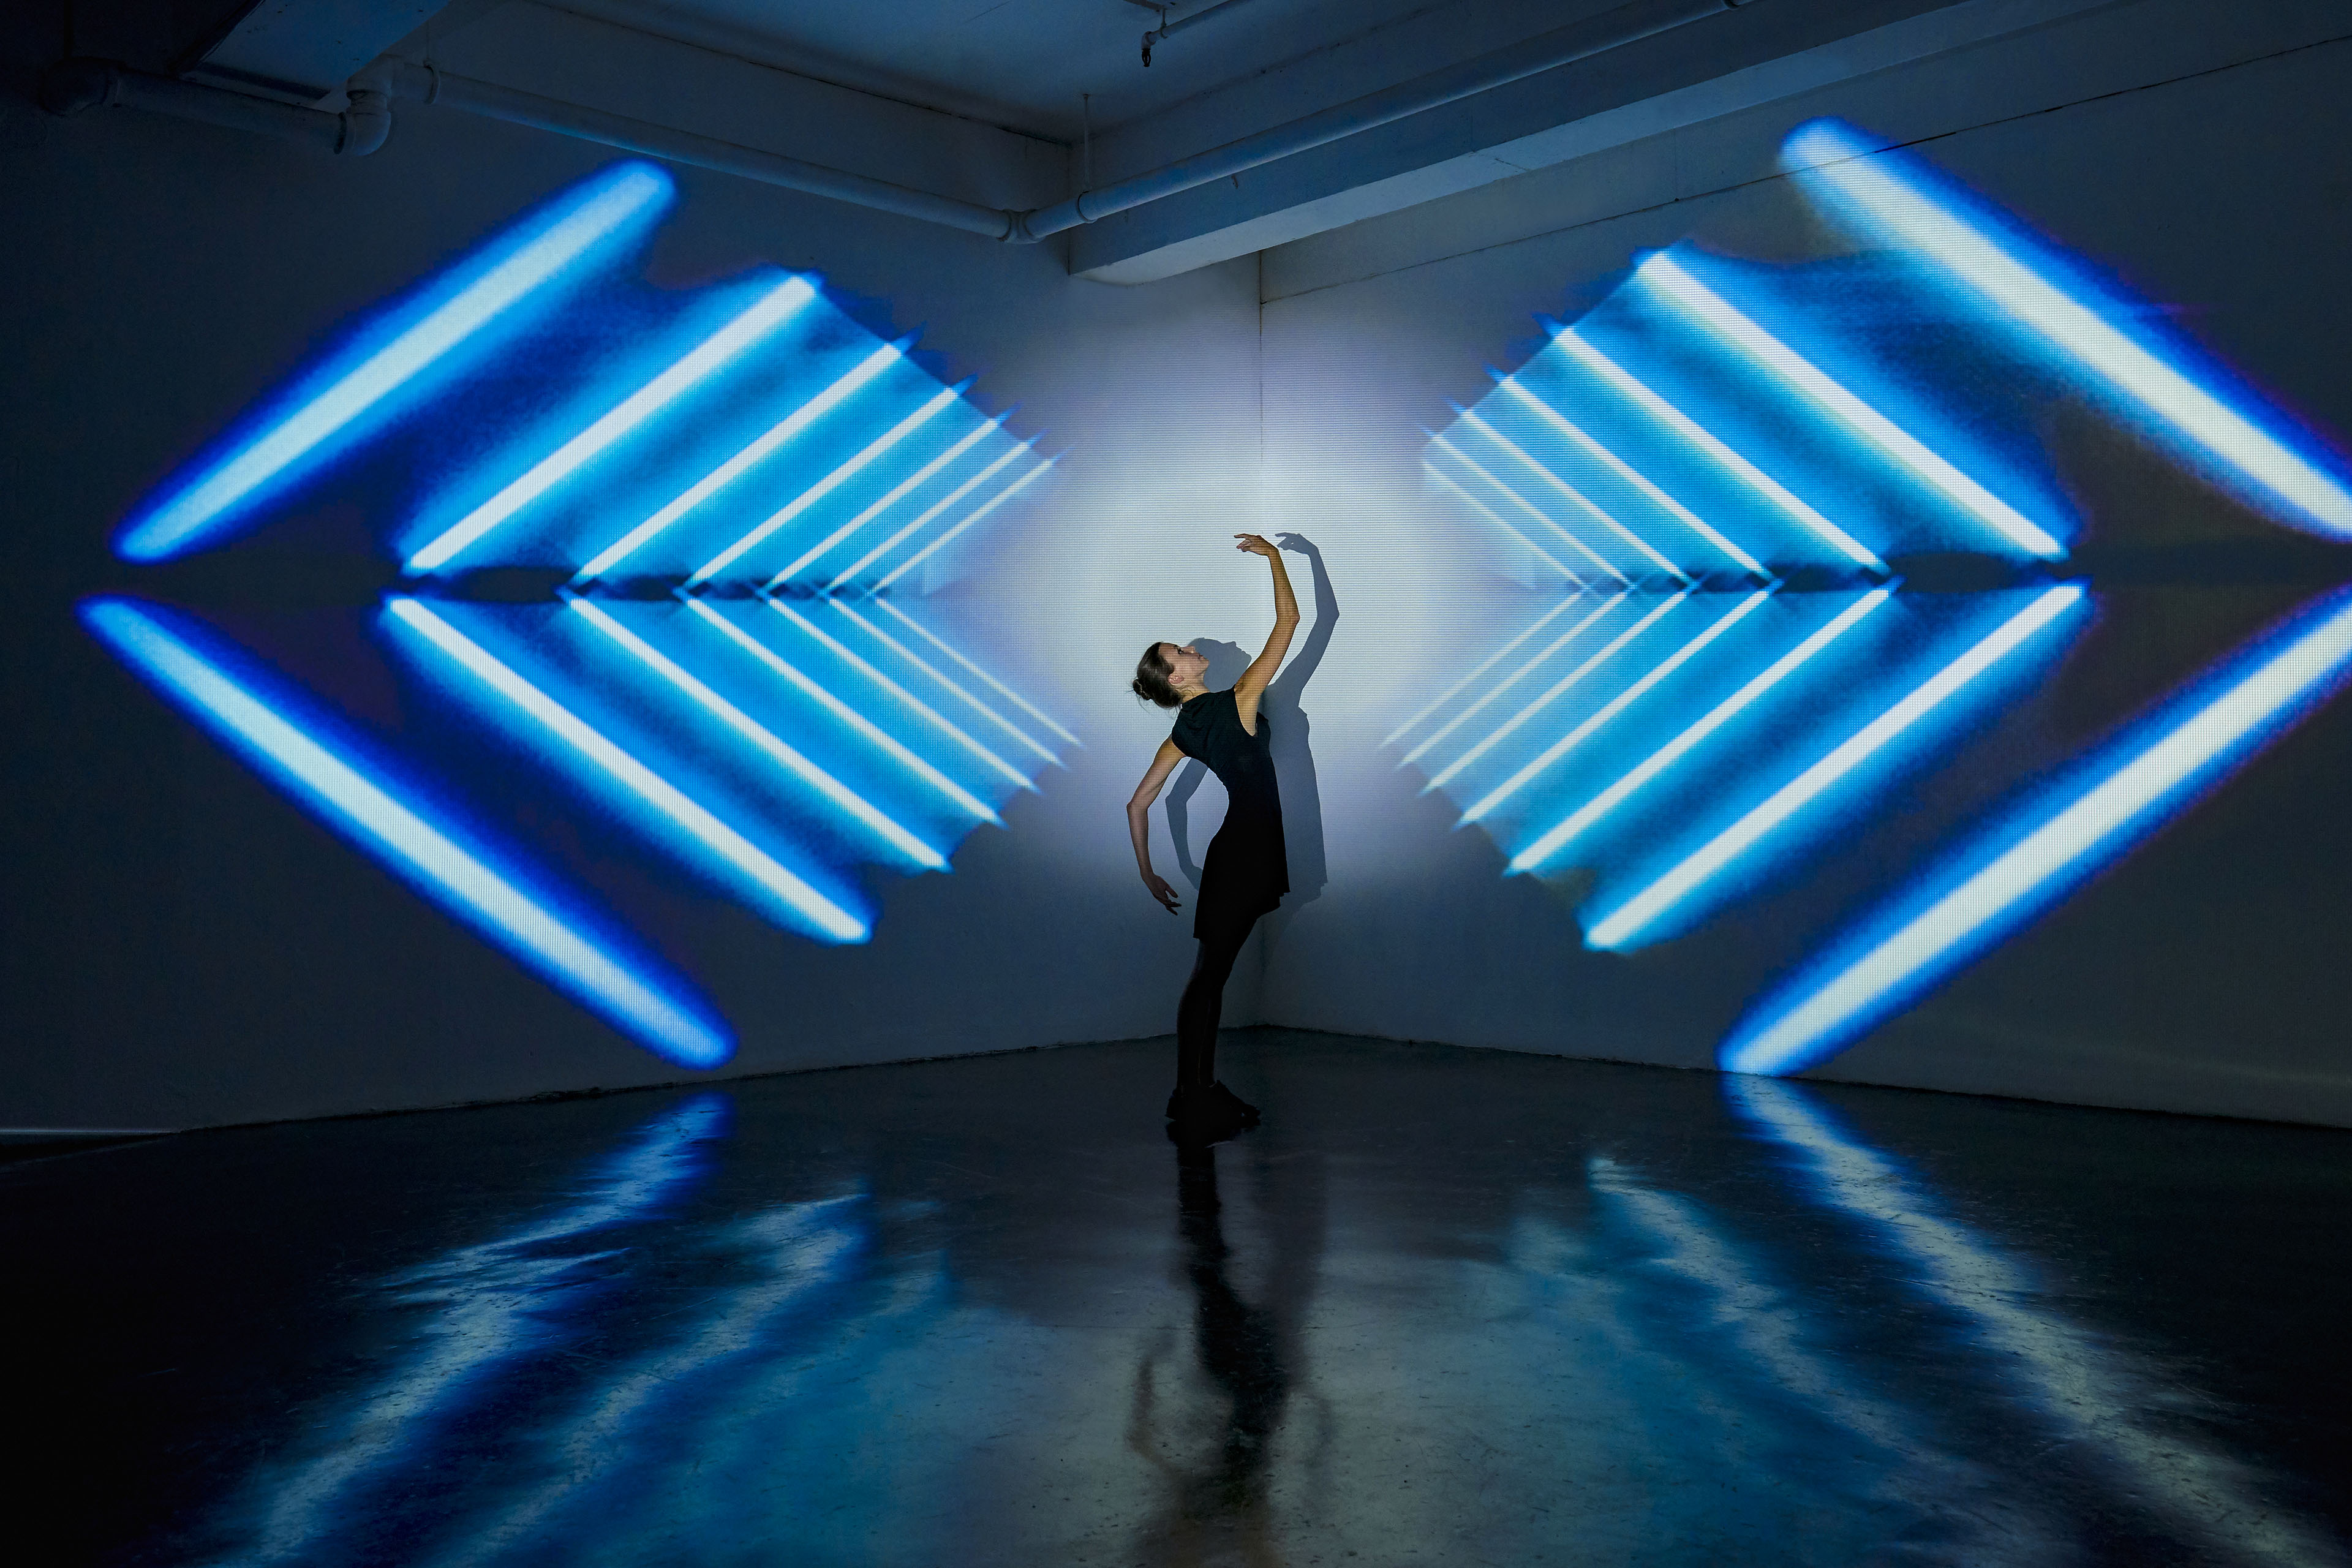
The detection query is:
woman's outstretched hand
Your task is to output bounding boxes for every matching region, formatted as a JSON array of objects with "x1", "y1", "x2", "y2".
[
  {"x1": 1142, "y1": 871, "x2": 1182, "y2": 914},
  {"x1": 1234, "y1": 533, "x2": 1280, "y2": 558}
]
